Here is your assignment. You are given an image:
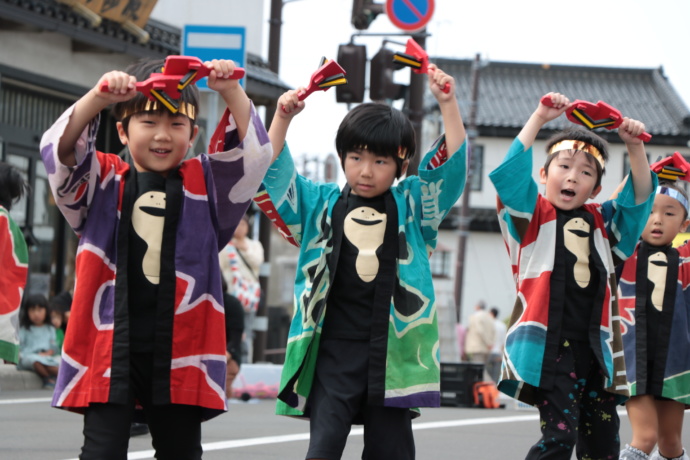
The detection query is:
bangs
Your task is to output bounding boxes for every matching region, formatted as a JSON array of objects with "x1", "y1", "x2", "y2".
[
  {"x1": 335, "y1": 103, "x2": 415, "y2": 161},
  {"x1": 344, "y1": 121, "x2": 408, "y2": 158}
]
